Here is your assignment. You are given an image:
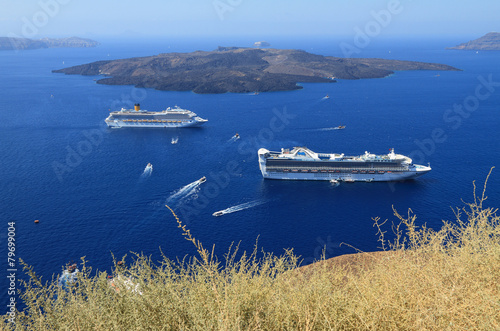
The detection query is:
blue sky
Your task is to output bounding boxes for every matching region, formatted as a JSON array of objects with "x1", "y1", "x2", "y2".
[{"x1": 1, "y1": 0, "x2": 498, "y2": 39}]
